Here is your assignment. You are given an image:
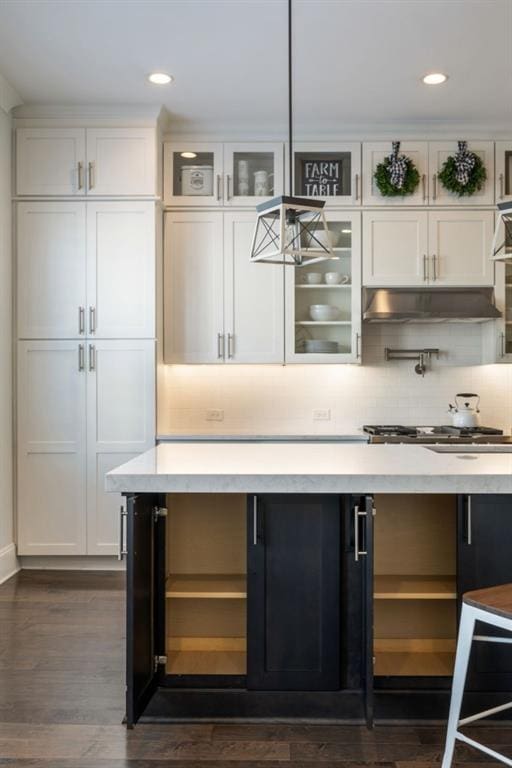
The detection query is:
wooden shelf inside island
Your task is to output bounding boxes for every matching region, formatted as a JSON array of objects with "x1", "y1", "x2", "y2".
[
  {"x1": 374, "y1": 575, "x2": 457, "y2": 600},
  {"x1": 166, "y1": 574, "x2": 247, "y2": 600}
]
